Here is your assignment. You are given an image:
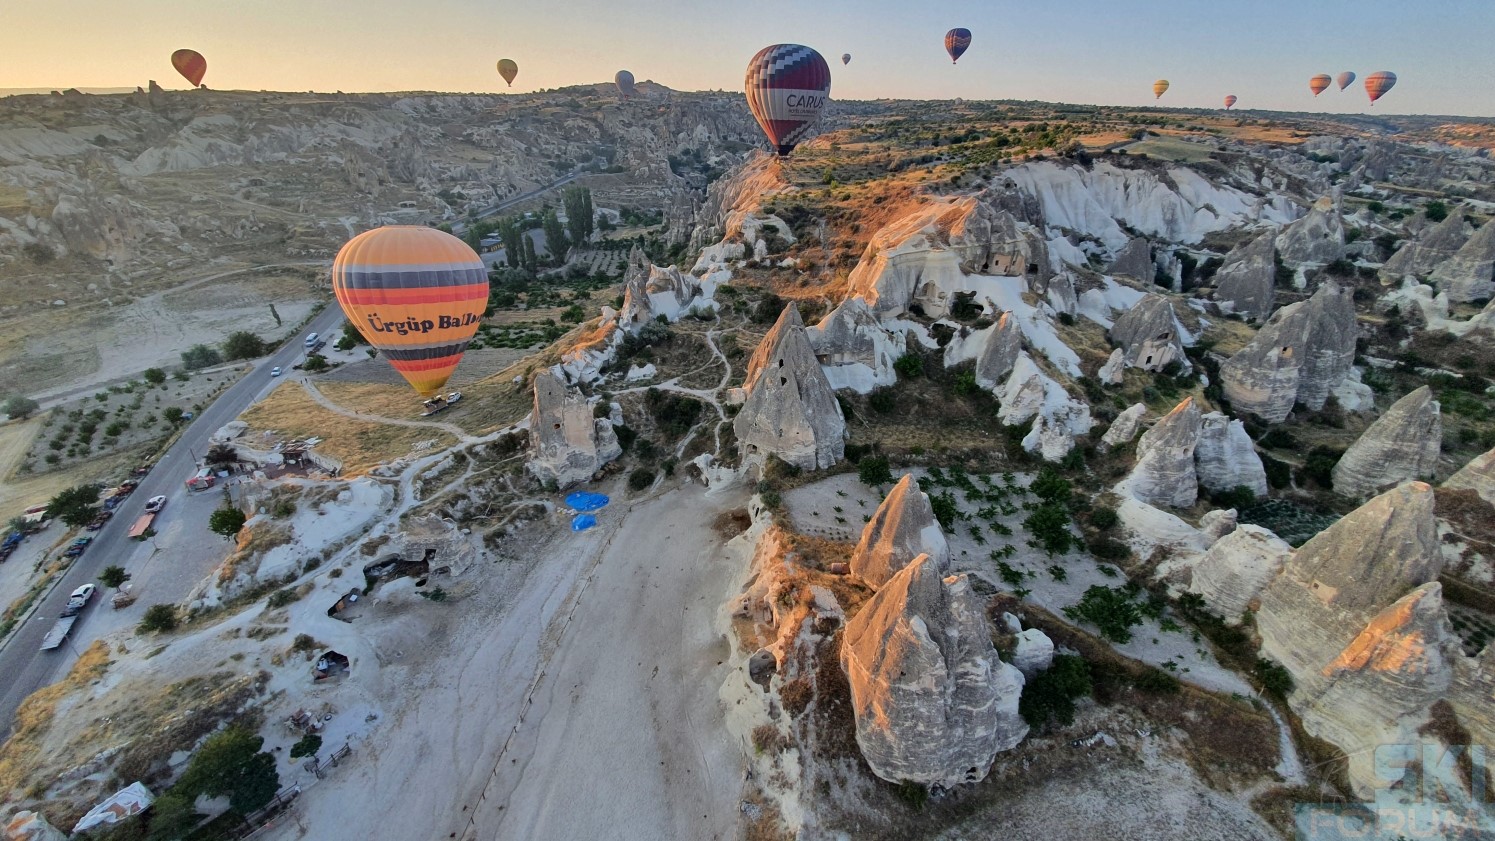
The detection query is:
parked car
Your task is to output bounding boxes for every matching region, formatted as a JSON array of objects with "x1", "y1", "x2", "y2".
[
  {"x1": 62, "y1": 584, "x2": 96, "y2": 617},
  {"x1": 270, "y1": 367, "x2": 283, "y2": 377},
  {"x1": 86, "y1": 511, "x2": 114, "y2": 531},
  {"x1": 144, "y1": 495, "x2": 167, "y2": 513},
  {"x1": 131, "y1": 464, "x2": 152, "y2": 477},
  {"x1": 446, "y1": 391, "x2": 462, "y2": 404},
  {"x1": 63, "y1": 537, "x2": 92, "y2": 558}
]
